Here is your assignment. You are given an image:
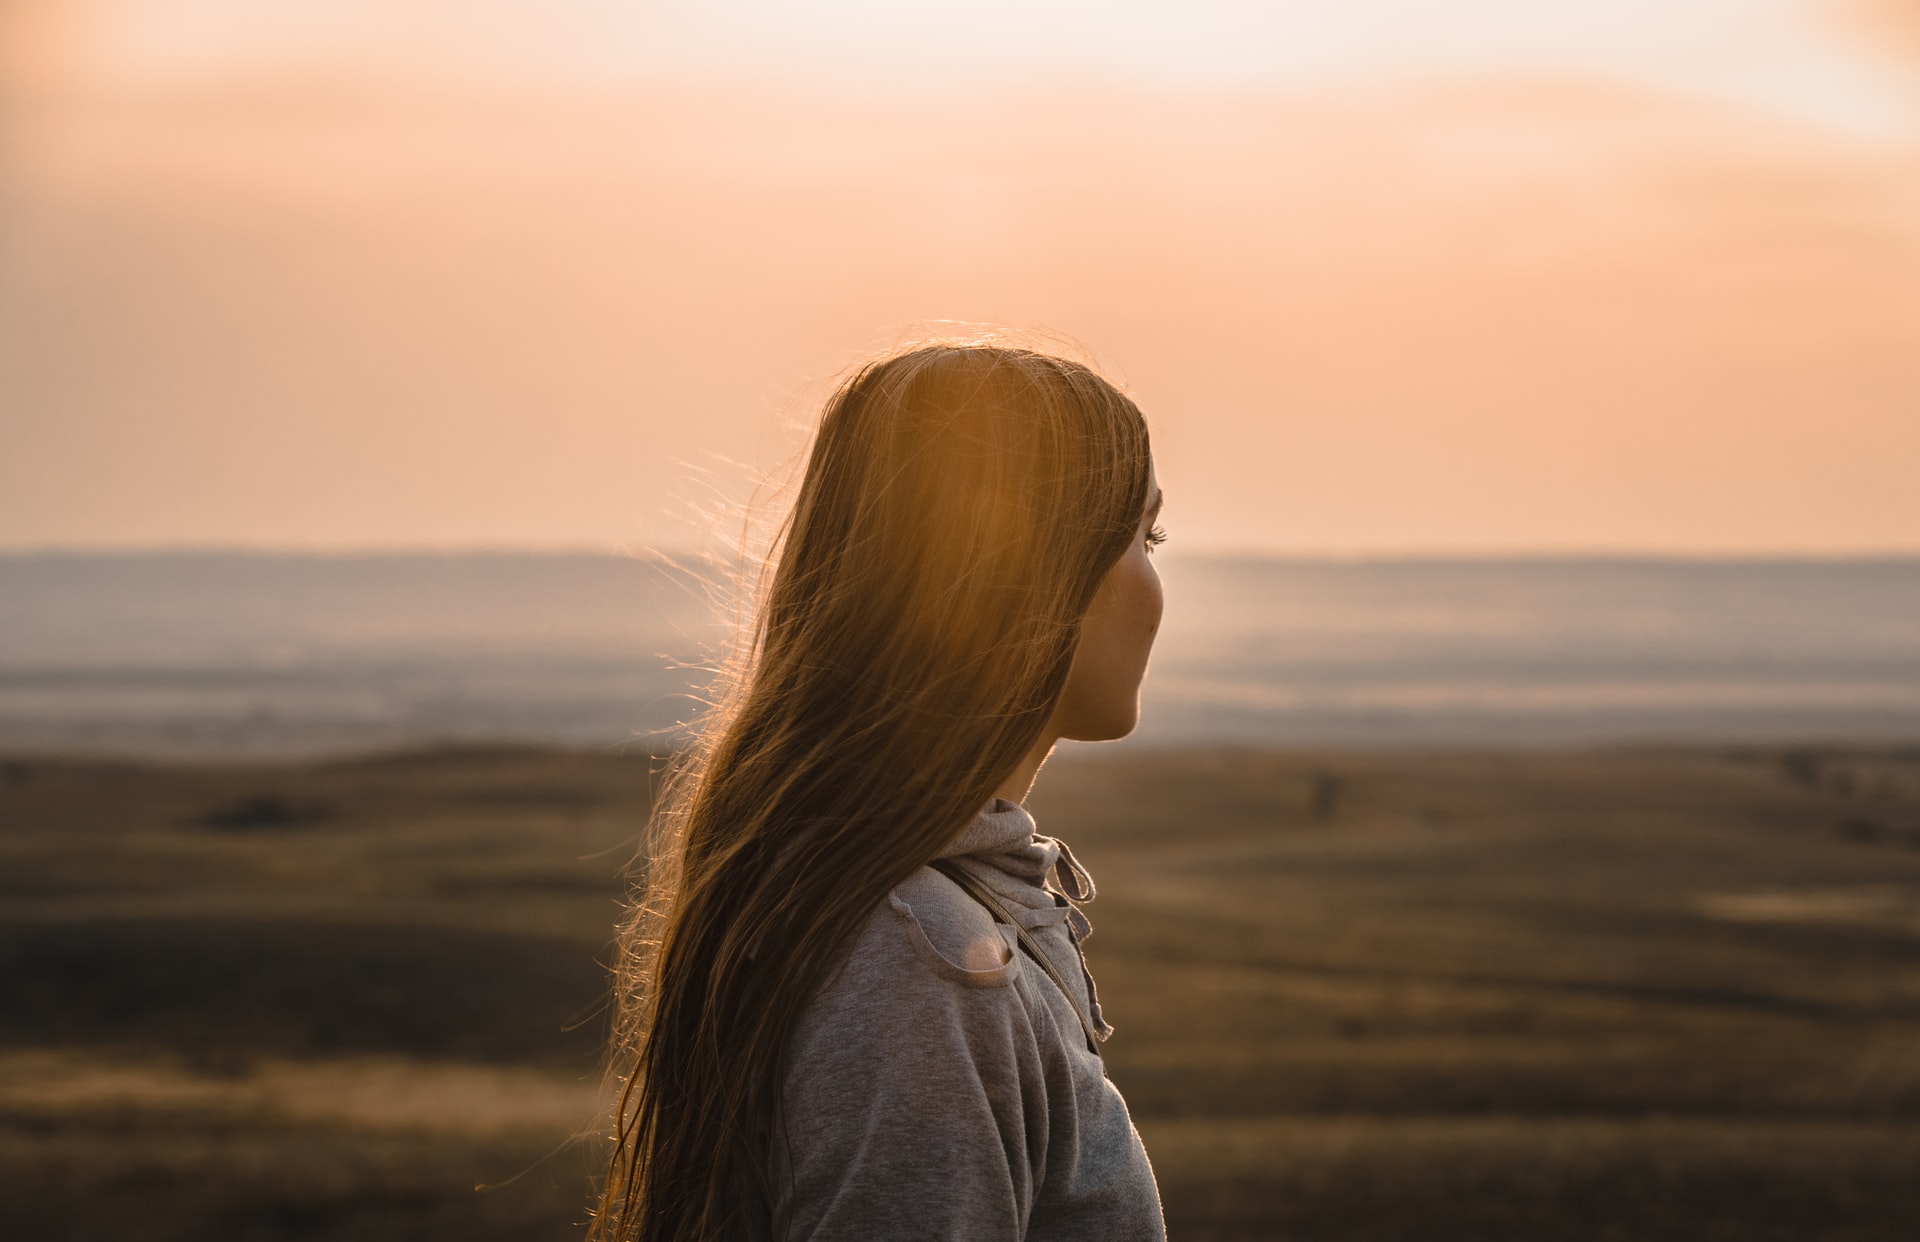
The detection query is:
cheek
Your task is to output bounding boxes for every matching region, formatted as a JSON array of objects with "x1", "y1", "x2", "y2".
[
  {"x1": 1079, "y1": 550, "x2": 1161, "y2": 677},
  {"x1": 1121, "y1": 553, "x2": 1163, "y2": 641}
]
